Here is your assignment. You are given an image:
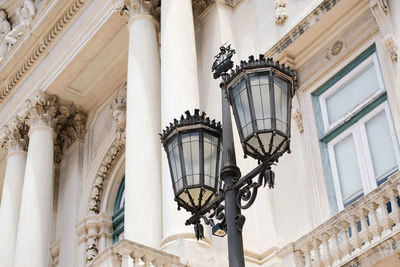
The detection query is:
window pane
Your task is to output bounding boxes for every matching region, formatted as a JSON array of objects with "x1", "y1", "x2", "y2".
[
  {"x1": 333, "y1": 134, "x2": 363, "y2": 201},
  {"x1": 233, "y1": 80, "x2": 253, "y2": 138},
  {"x1": 365, "y1": 110, "x2": 397, "y2": 178},
  {"x1": 182, "y1": 132, "x2": 200, "y2": 186},
  {"x1": 250, "y1": 74, "x2": 271, "y2": 131},
  {"x1": 274, "y1": 77, "x2": 289, "y2": 133},
  {"x1": 326, "y1": 64, "x2": 379, "y2": 124}
]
